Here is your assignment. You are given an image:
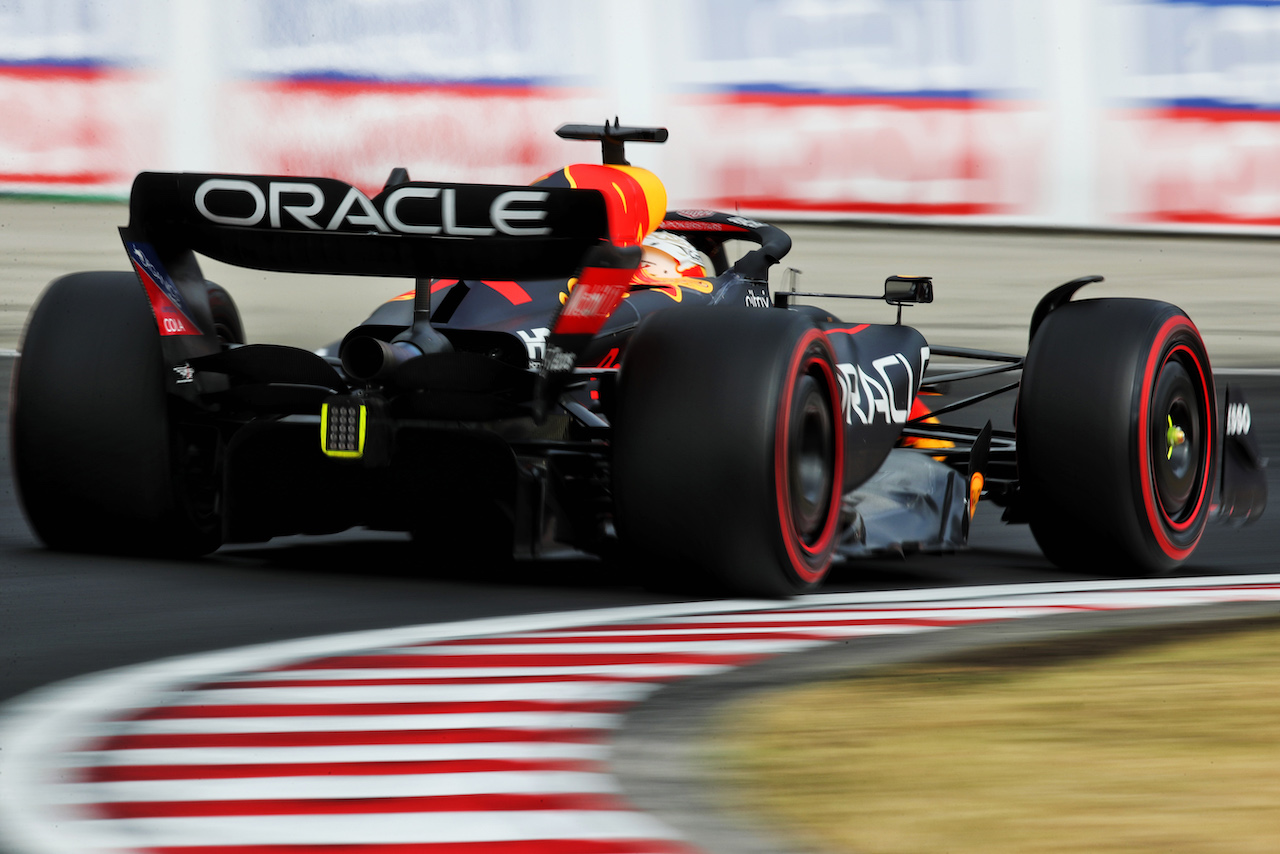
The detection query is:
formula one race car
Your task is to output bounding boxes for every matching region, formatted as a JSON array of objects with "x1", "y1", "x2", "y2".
[{"x1": 11, "y1": 123, "x2": 1267, "y2": 596}]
